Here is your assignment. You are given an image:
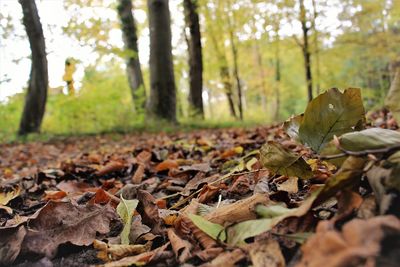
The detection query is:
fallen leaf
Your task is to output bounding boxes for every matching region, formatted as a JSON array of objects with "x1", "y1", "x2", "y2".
[
  {"x1": 338, "y1": 128, "x2": 400, "y2": 152},
  {"x1": 297, "y1": 215, "x2": 400, "y2": 267},
  {"x1": 0, "y1": 226, "x2": 26, "y2": 265},
  {"x1": 202, "y1": 248, "x2": 245, "y2": 267},
  {"x1": 283, "y1": 114, "x2": 304, "y2": 142},
  {"x1": 277, "y1": 177, "x2": 299, "y2": 193},
  {"x1": 167, "y1": 228, "x2": 192, "y2": 263},
  {"x1": 260, "y1": 141, "x2": 312, "y2": 179},
  {"x1": 96, "y1": 161, "x2": 125, "y2": 176},
  {"x1": 248, "y1": 239, "x2": 285, "y2": 267},
  {"x1": 0, "y1": 185, "x2": 21, "y2": 205},
  {"x1": 188, "y1": 214, "x2": 226, "y2": 241},
  {"x1": 227, "y1": 189, "x2": 321, "y2": 245},
  {"x1": 116, "y1": 196, "x2": 139, "y2": 245},
  {"x1": 155, "y1": 159, "x2": 179, "y2": 172},
  {"x1": 21, "y1": 201, "x2": 117, "y2": 258},
  {"x1": 205, "y1": 193, "x2": 270, "y2": 226},
  {"x1": 43, "y1": 190, "x2": 67, "y2": 201},
  {"x1": 94, "y1": 239, "x2": 151, "y2": 261},
  {"x1": 299, "y1": 88, "x2": 365, "y2": 153}
]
